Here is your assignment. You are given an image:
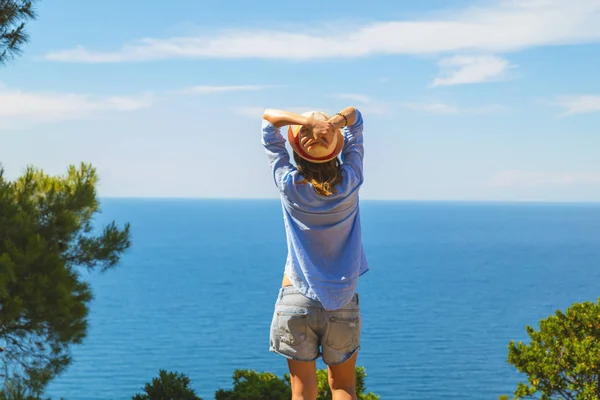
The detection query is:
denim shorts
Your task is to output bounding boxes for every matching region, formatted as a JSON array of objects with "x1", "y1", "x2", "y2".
[{"x1": 269, "y1": 286, "x2": 361, "y2": 366}]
